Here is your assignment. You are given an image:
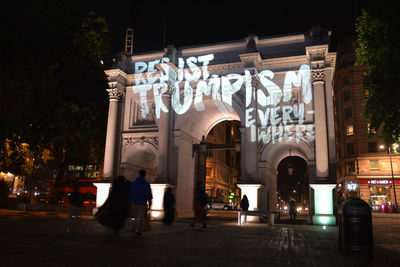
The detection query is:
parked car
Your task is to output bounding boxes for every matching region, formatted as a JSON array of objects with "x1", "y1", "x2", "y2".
[{"x1": 207, "y1": 198, "x2": 234, "y2": 210}]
